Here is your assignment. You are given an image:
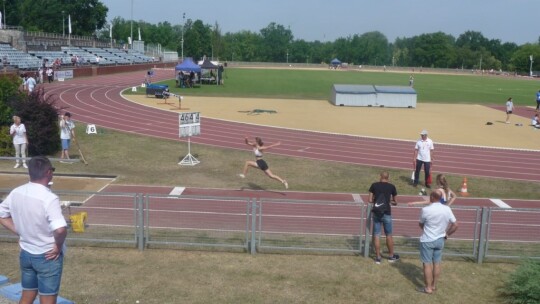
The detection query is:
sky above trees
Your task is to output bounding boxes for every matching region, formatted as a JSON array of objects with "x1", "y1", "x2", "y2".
[{"x1": 101, "y1": 0, "x2": 539, "y2": 45}]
